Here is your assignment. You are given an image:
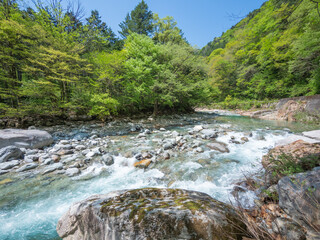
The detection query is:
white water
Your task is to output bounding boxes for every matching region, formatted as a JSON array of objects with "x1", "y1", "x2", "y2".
[{"x1": 0, "y1": 114, "x2": 313, "y2": 240}]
